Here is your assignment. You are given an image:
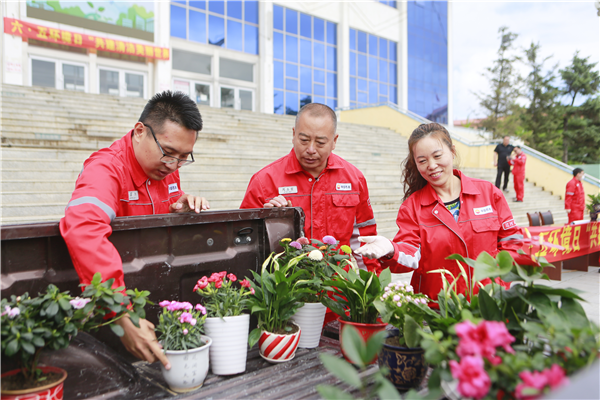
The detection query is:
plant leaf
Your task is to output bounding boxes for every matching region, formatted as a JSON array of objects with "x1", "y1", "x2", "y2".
[
  {"x1": 110, "y1": 324, "x2": 125, "y2": 337},
  {"x1": 316, "y1": 385, "x2": 354, "y2": 400},
  {"x1": 319, "y1": 353, "x2": 361, "y2": 389},
  {"x1": 248, "y1": 328, "x2": 261, "y2": 348},
  {"x1": 341, "y1": 324, "x2": 365, "y2": 367},
  {"x1": 404, "y1": 315, "x2": 421, "y2": 348},
  {"x1": 478, "y1": 288, "x2": 502, "y2": 321}
]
